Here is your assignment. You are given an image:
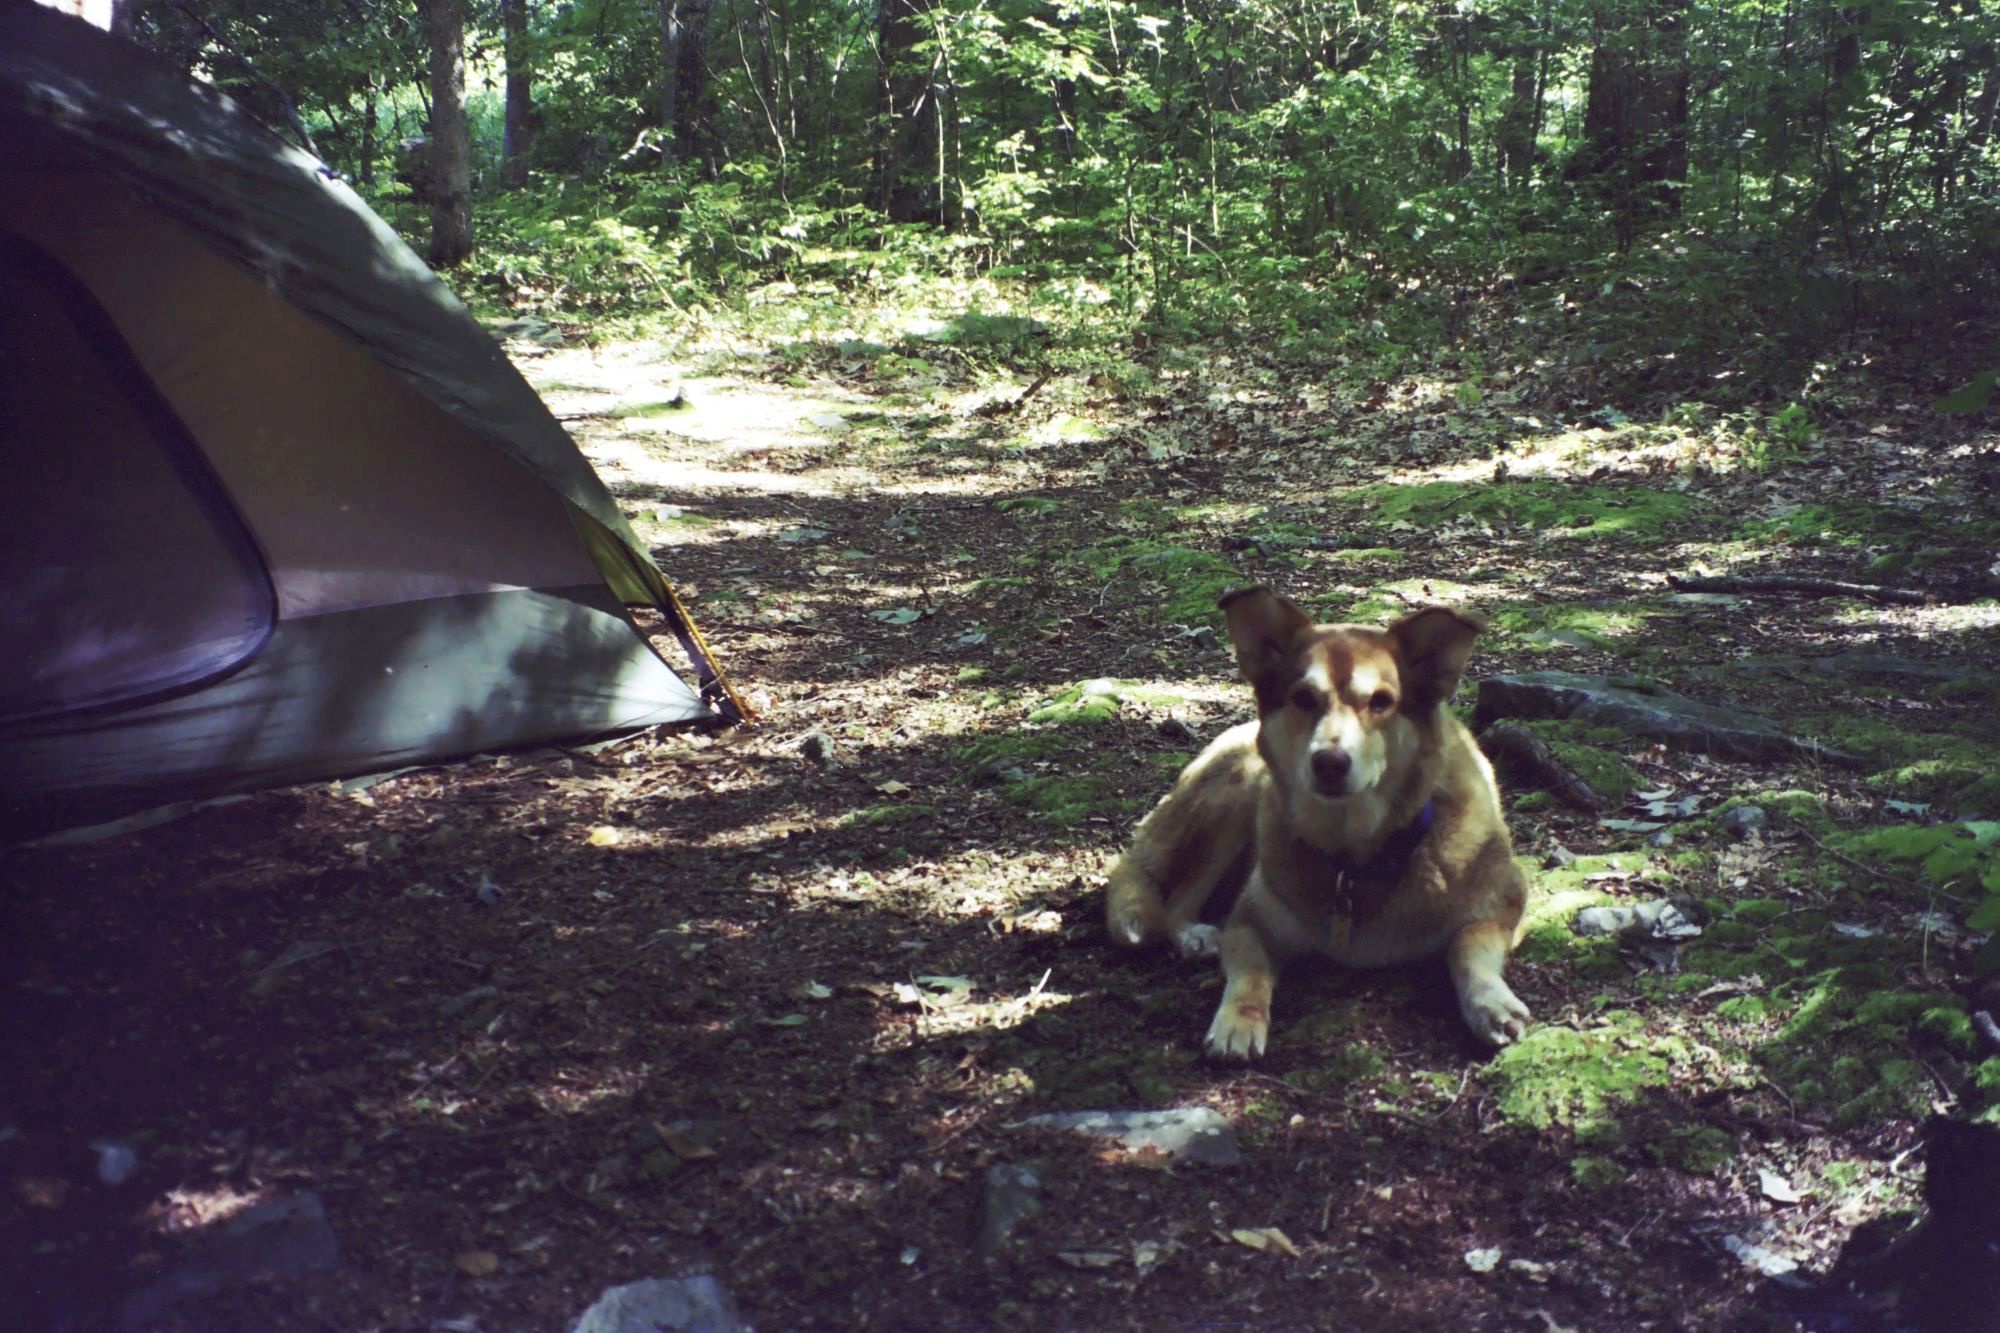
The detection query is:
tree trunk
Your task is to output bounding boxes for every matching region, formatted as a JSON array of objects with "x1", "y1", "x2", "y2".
[
  {"x1": 424, "y1": 0, "x2": 474, "y2": 267},
  {"x1": 359, "y1": 74, "x2": 378, "y2": 187},
  {"x1": 1571, "y1": 0, "x2": 1690, "y2": 245},
  {"x1": 501, "y1": 0, "x2": 534, "y2": 189},
  {"x1": 873, "y1": 0, "x2": 941, "y2": 223},
  {"x1": 658, "y1": 0, "x2": 712, "y2": 165}
]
